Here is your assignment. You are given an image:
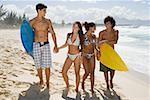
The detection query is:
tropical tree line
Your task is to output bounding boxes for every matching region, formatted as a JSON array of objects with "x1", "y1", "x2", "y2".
[{"x1": 0, "y1": 5, "x2": 28, "y2": 28}]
